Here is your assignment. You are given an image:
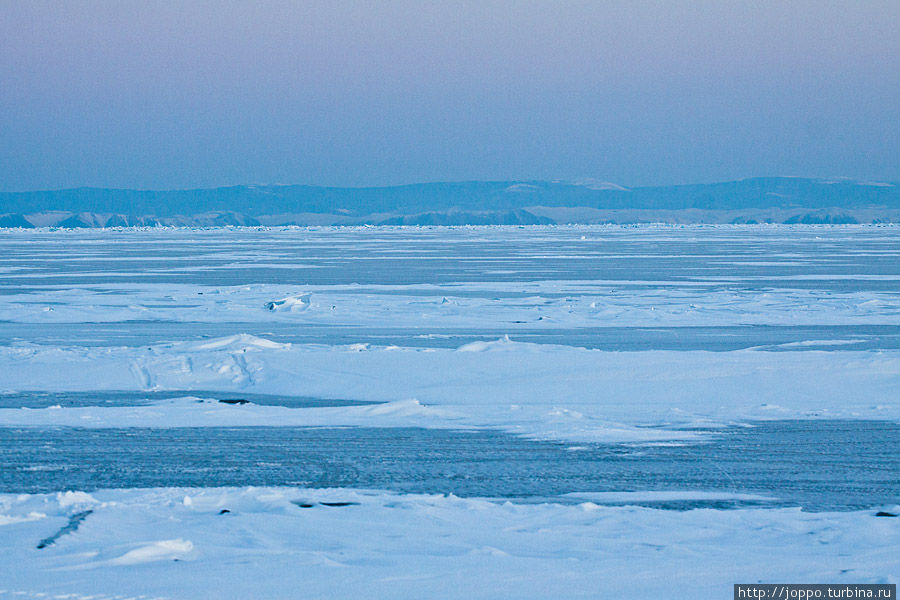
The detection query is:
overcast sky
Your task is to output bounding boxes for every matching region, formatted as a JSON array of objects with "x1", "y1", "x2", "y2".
[{"x1": 1, "y1": 0, "x2": 898, "y2": 191}]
